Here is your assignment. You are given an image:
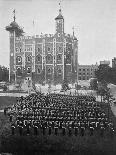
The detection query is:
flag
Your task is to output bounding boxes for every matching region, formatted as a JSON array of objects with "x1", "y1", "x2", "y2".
[
  {"x1": 33, "y1": 20, "x2": 34, "y2": 26},
  {"x1": 13, "y1": 9, "x2": 16, "y2": 21}
]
